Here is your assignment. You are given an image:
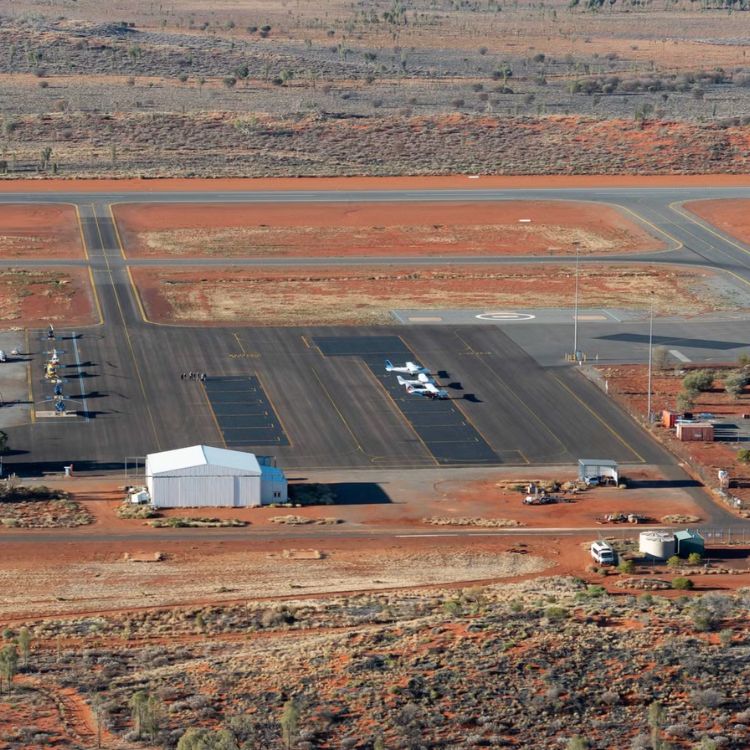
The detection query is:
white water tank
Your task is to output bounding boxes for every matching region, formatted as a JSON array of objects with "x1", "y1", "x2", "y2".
[{"x1": 639, "y1": 531, "x2": 676, "y2": 560}]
